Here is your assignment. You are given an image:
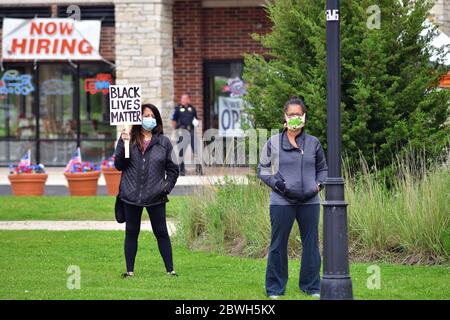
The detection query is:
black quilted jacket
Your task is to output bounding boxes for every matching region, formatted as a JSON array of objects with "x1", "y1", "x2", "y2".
[{"x1": 114, "y1": 133, "x2": 179, "y2": 207}]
